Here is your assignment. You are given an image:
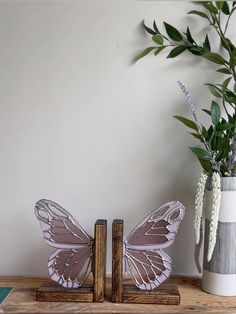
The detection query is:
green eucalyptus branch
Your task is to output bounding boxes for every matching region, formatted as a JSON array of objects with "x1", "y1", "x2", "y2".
[{"x1": 137, "y1": 1, "x2": 236, "y2": 176}]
